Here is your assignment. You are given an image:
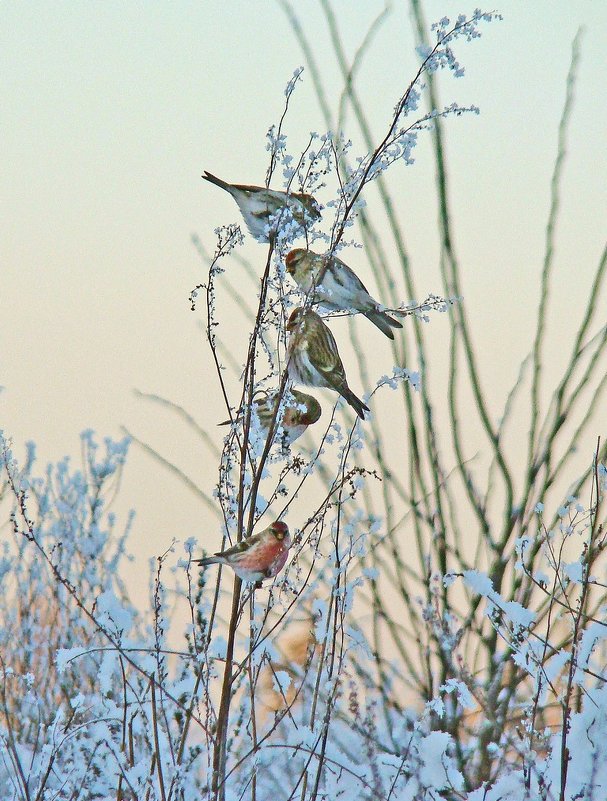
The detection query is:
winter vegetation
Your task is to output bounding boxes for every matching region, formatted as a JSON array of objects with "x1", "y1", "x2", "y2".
[{"x1": 2, "y1": 5, "x2": 607, "y2": 801}]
